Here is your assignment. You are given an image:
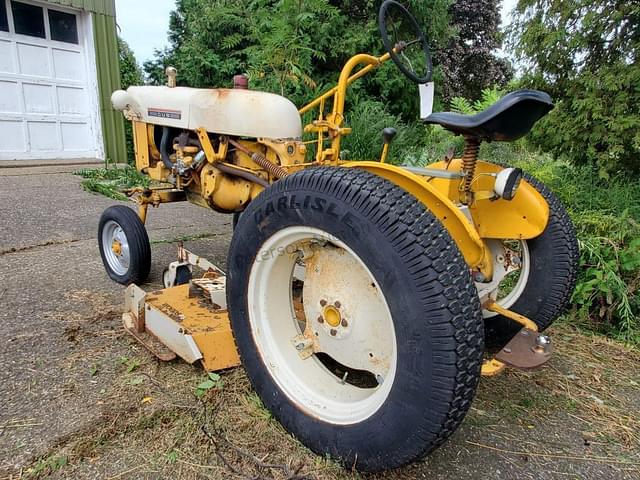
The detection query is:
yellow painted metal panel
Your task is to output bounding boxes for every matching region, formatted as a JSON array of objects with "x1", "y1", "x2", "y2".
[
  {"x1": 426, "y1": 159, "x2": 550, "y2": 240},
  {"x1": 132, "y1": 121, "x2": 149, "y2": 170},
  {"x1": 145, "y1": 285, "x2": 241, "y2": 372},
  {"x1": 344, "y1": 161, "x2": 488, "y2": 269}
]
